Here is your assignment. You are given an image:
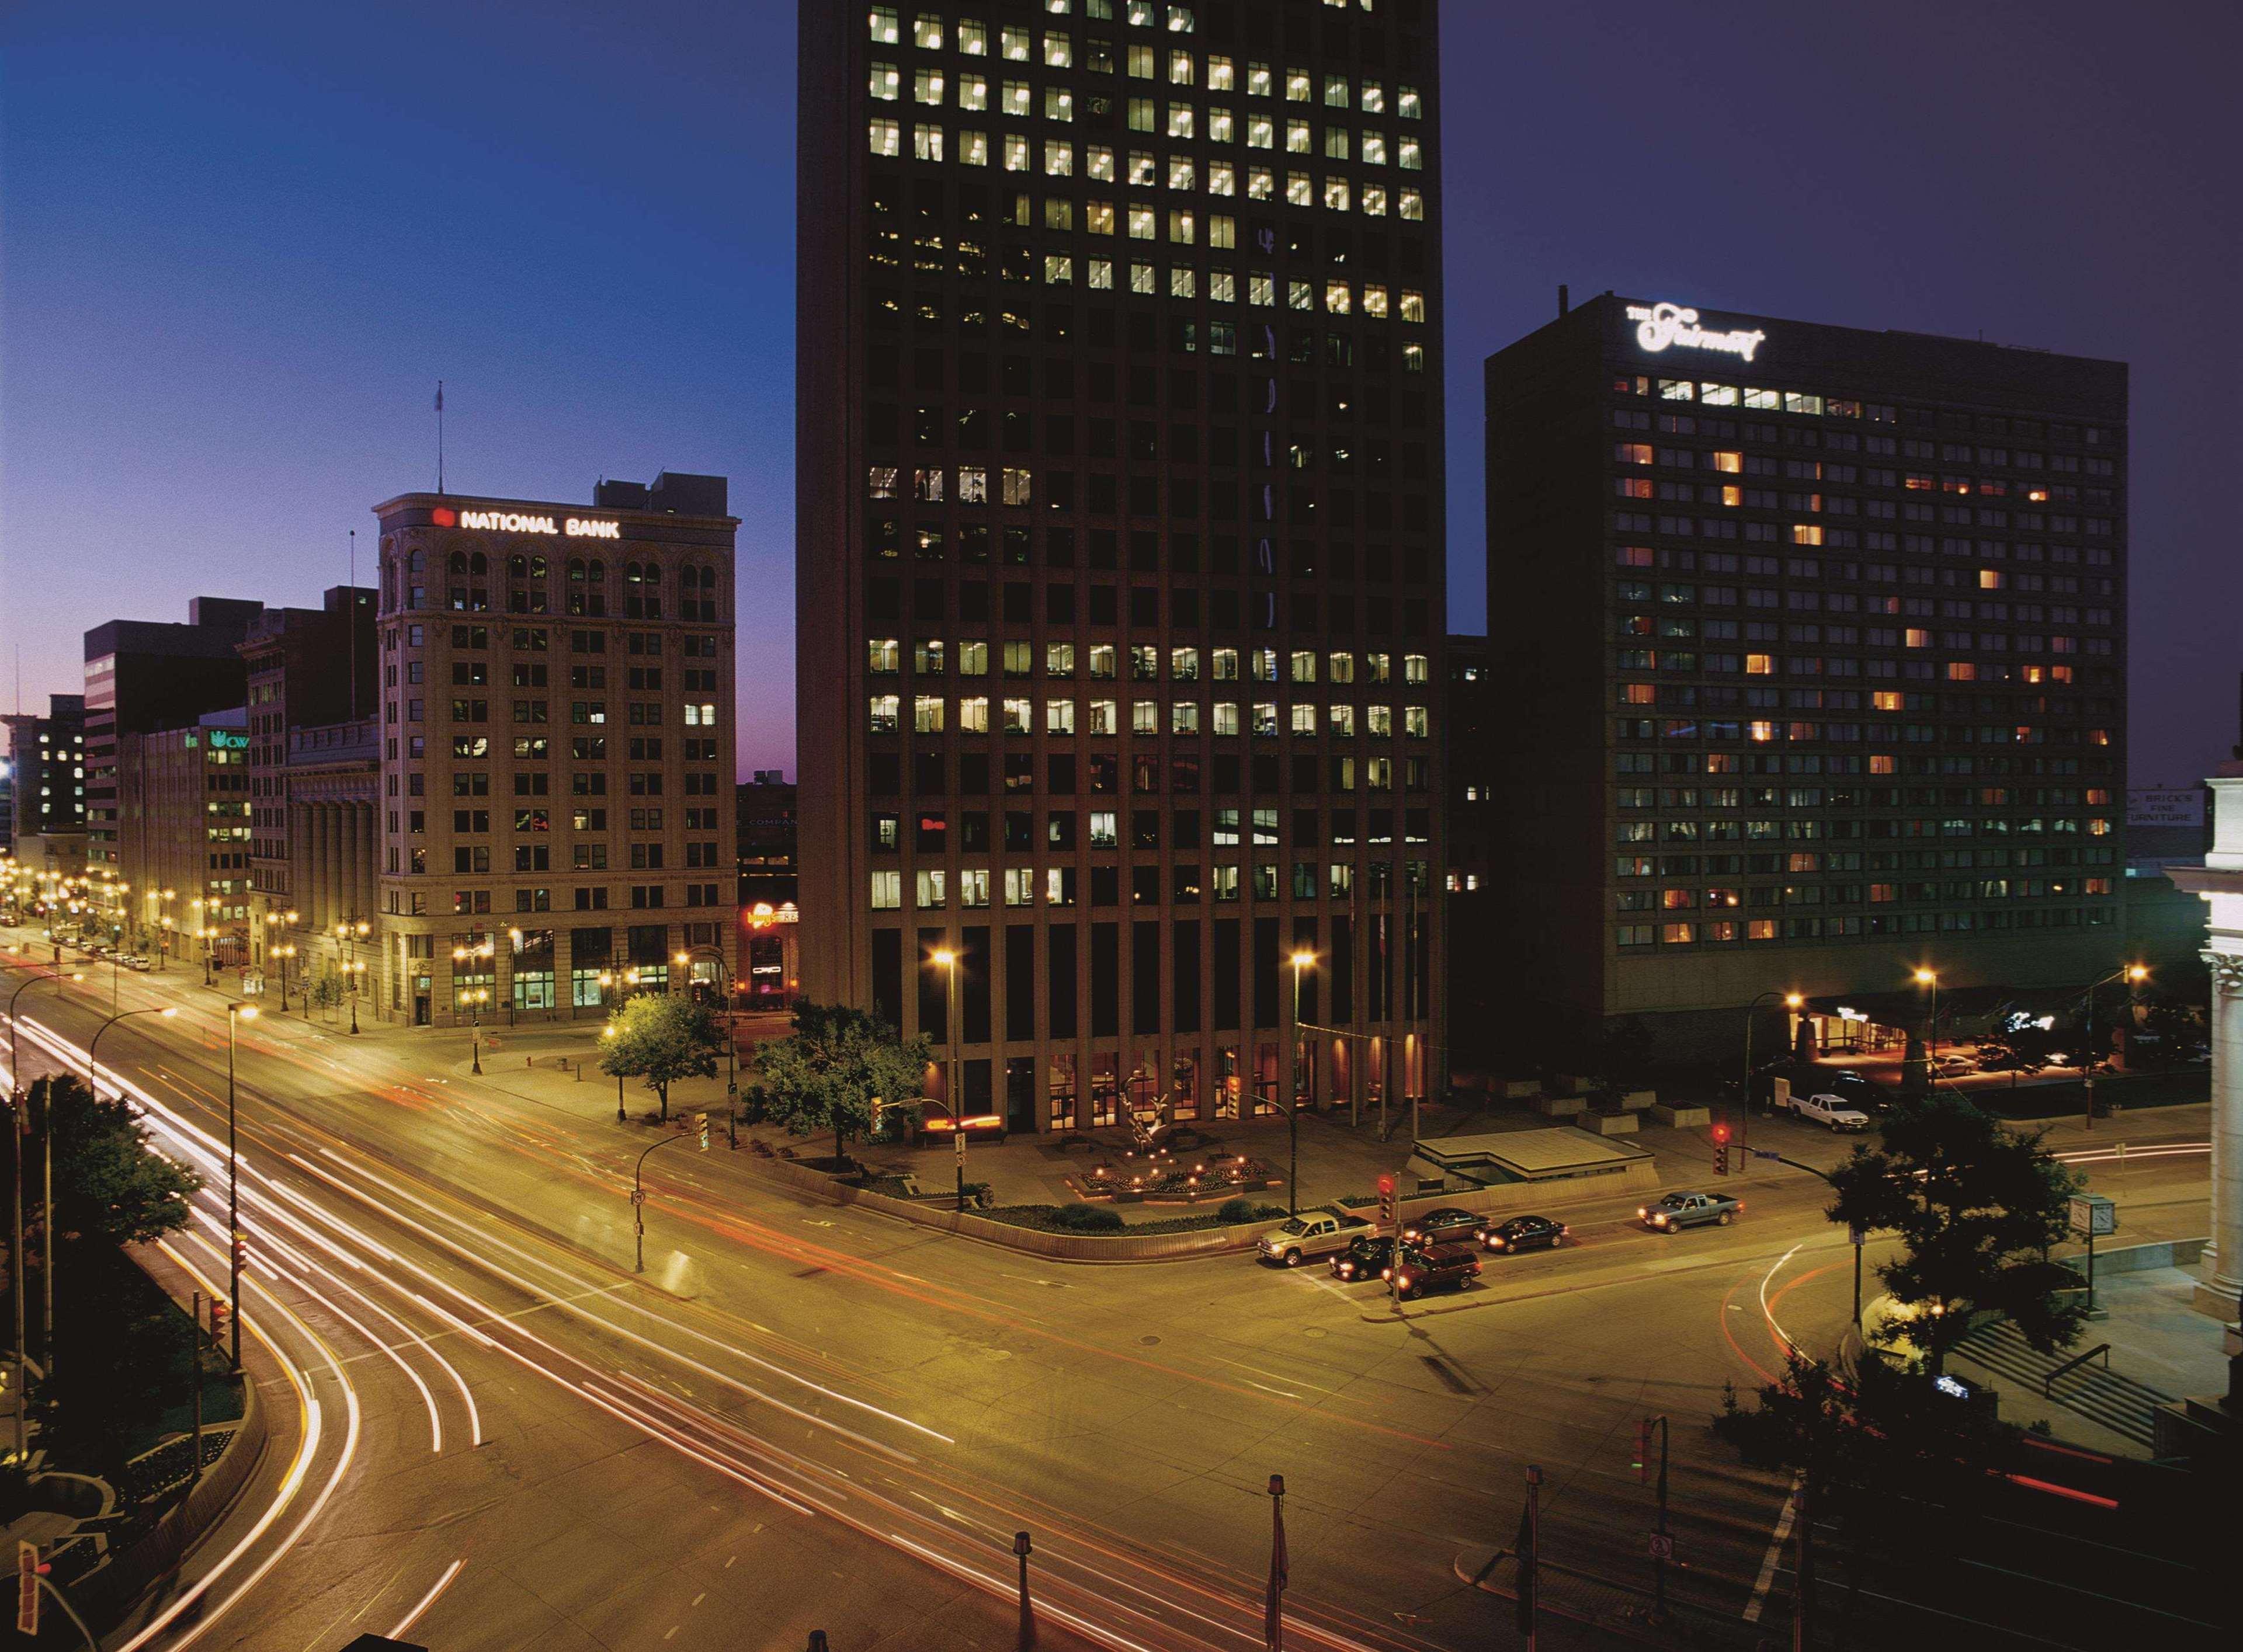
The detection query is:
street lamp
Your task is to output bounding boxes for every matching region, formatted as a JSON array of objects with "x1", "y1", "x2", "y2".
[
  {"x1": 335, "y1": 919, "x2": 370, "y2": 1033},
  {"x1": 1287, "y1": 949, "x2": 1315, "y2": 1217},
  {"x1": 930, "y1": 946, "x2": 964, "y2": 1211},
  {"x1": 602, "y1": 1019, "x2": 625, "y2": 1121},
  {"x1": 1739, "y1": 989, "x2": 1804, "y2": 1170},
  {"x1": 69, "y1": 1006, "x2": 180, "y2": 1376},
  {"x1": 2082, "y1": 964, "x2": 2149, "y2": 1131},
  {"x1": 677, "y1": 947, "x2": 740, "y2": 1147},
  {"x1": 452, "y1": 939, "x2": 496, "y2": 1069},
  {"x1": 223, "y1": 1001, "x2": 259, "y2": 1373},
  {"x1": 1912, "y1": 967, "x2": 1939, "y2": 1091}
]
